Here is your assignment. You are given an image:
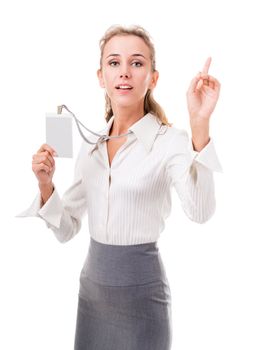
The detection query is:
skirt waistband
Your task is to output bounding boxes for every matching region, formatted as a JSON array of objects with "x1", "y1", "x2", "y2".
[{"x1": 79, "y1": 237, "x2": 167, "y2": 286}]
